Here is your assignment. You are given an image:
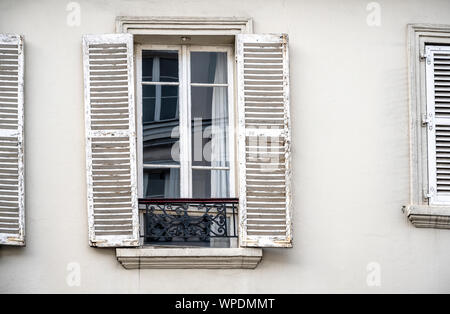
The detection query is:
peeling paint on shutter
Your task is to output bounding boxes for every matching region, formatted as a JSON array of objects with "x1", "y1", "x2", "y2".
[
  {"x1": 82, "y1": 34, "x2": 139, "y2": 247},
  {"x1": 236, "y1": 34, "x2": 292, "y2": 248},
  {"x1": 0, "y1": 34, "x2": 25, "y2": 246},
  {"x1": 426, "y1": 45, "x2": 450, "y2": 205}
]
